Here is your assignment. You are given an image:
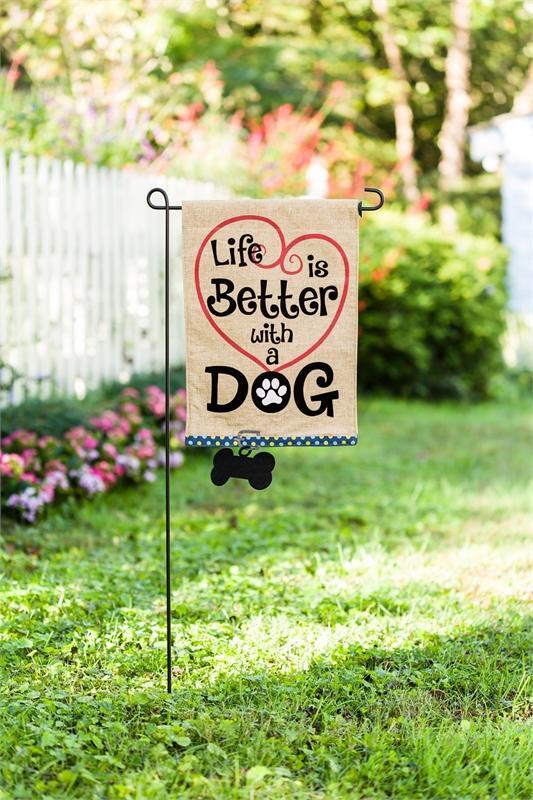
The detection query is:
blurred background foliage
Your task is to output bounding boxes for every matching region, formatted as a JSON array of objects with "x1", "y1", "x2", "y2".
[
  {"x1": 0, "y1": 0, "x2": 530, "y2": 398},
  {"x1": 359, "y1": 210, "x2": 507, "y2": 398},
  {"x1": 1, "y1": 0, "x2": 530, "y2": 200}
]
